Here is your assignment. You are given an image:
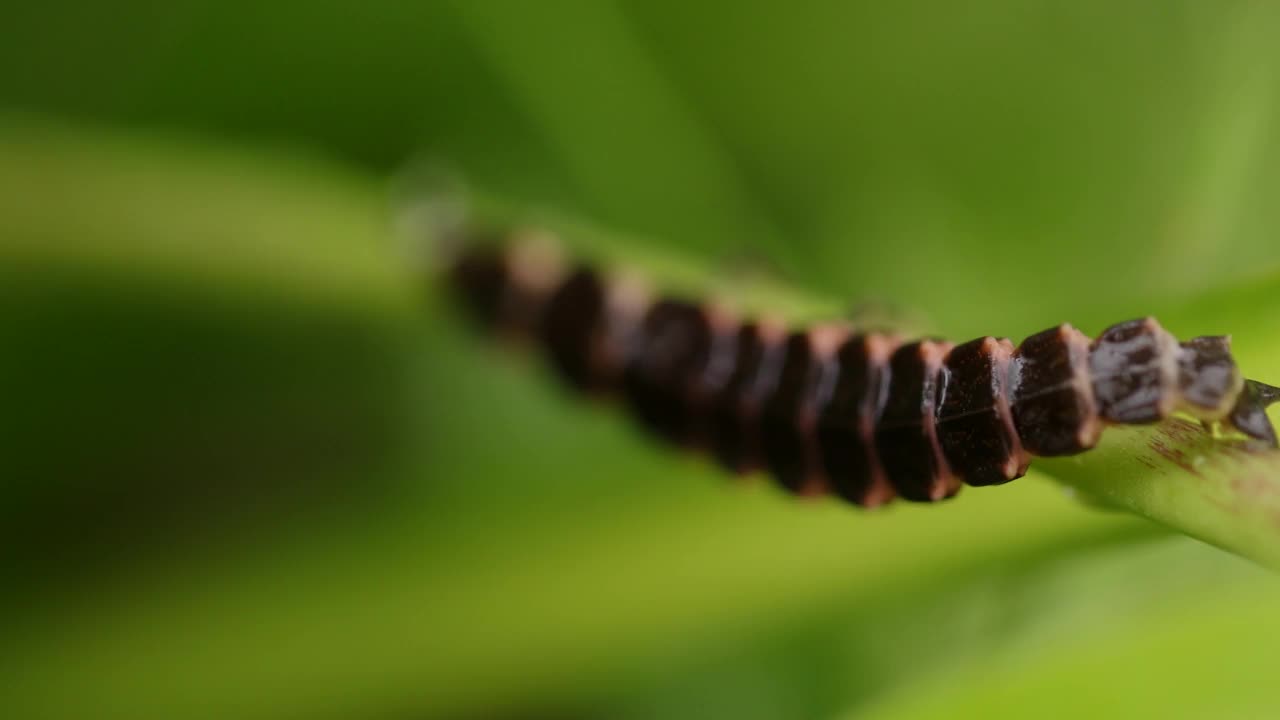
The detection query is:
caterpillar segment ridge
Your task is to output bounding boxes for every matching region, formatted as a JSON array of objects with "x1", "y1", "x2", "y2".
[{"x1": 439, "y1": 226, "x2": 1280, "y2": 508}]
